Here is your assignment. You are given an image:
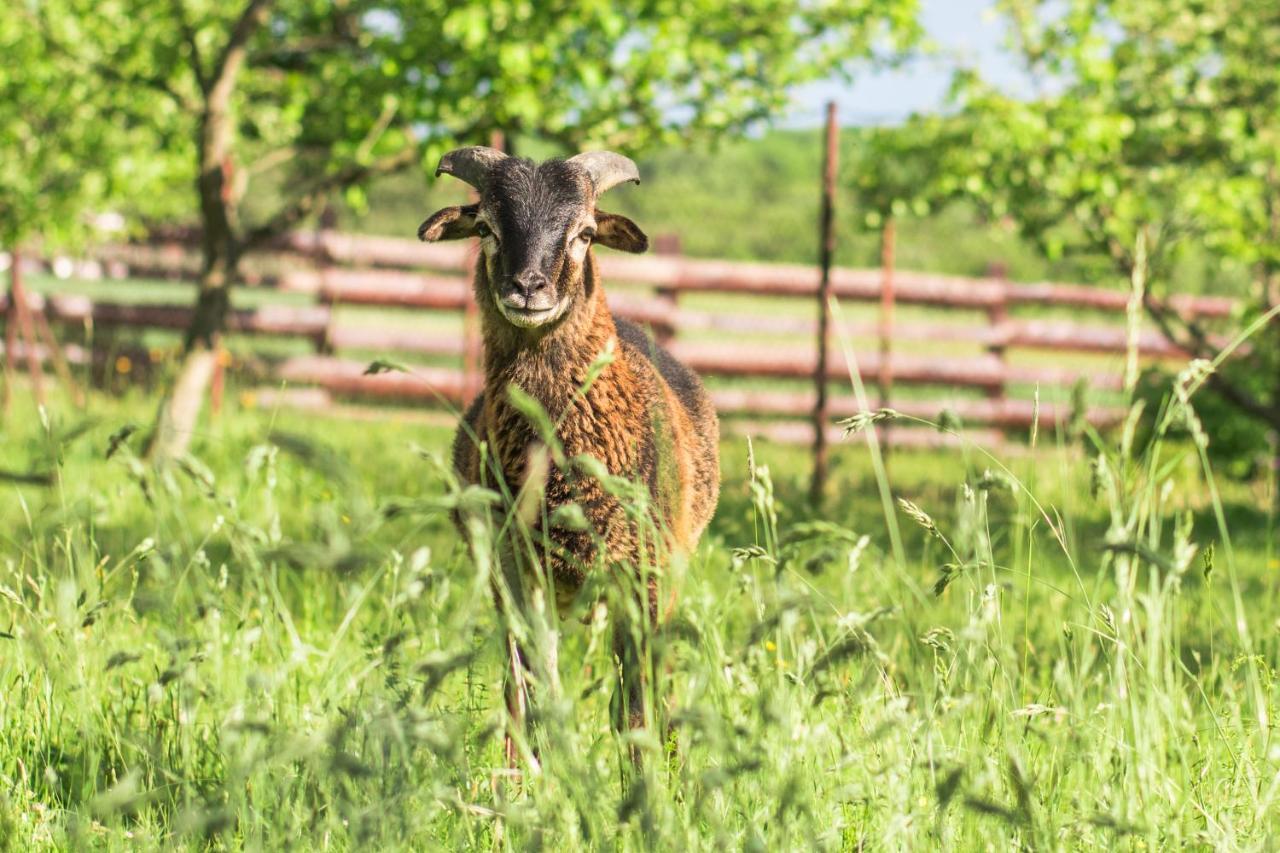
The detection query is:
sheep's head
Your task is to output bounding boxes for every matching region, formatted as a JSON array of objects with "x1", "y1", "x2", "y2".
[{"x1": 418, "y1": 147, "x2": 648, "y2": 329}]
